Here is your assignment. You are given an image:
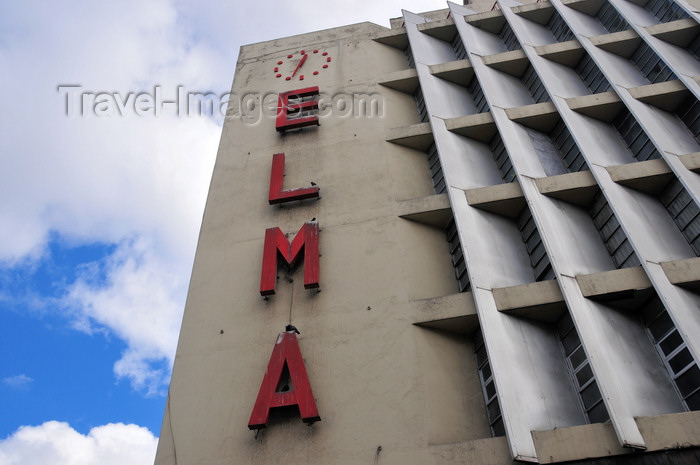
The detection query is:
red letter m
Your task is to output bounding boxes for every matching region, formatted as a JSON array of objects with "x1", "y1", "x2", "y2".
[{"x1": 260, "y1": 222, "x2": 319, "y2": 296}]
